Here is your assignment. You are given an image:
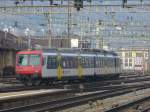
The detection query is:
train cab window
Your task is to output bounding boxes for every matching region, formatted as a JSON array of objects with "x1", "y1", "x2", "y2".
[
  {"x1": 29, "y1": 55, "x2": 40, "y2": 66},
  {"x1": 47, "y1": 56, "x2": 57, "y2": 69},
  {"x1": 18, "y1": 55, "x2": 28, "y2": 66}
]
